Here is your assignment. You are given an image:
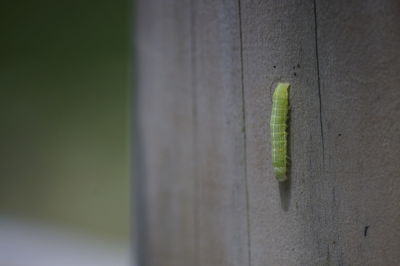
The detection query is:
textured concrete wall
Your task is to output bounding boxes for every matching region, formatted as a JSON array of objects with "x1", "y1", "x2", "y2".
[{"x1": 135, "y1": 1, "x2": 400, "y2": 265}]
